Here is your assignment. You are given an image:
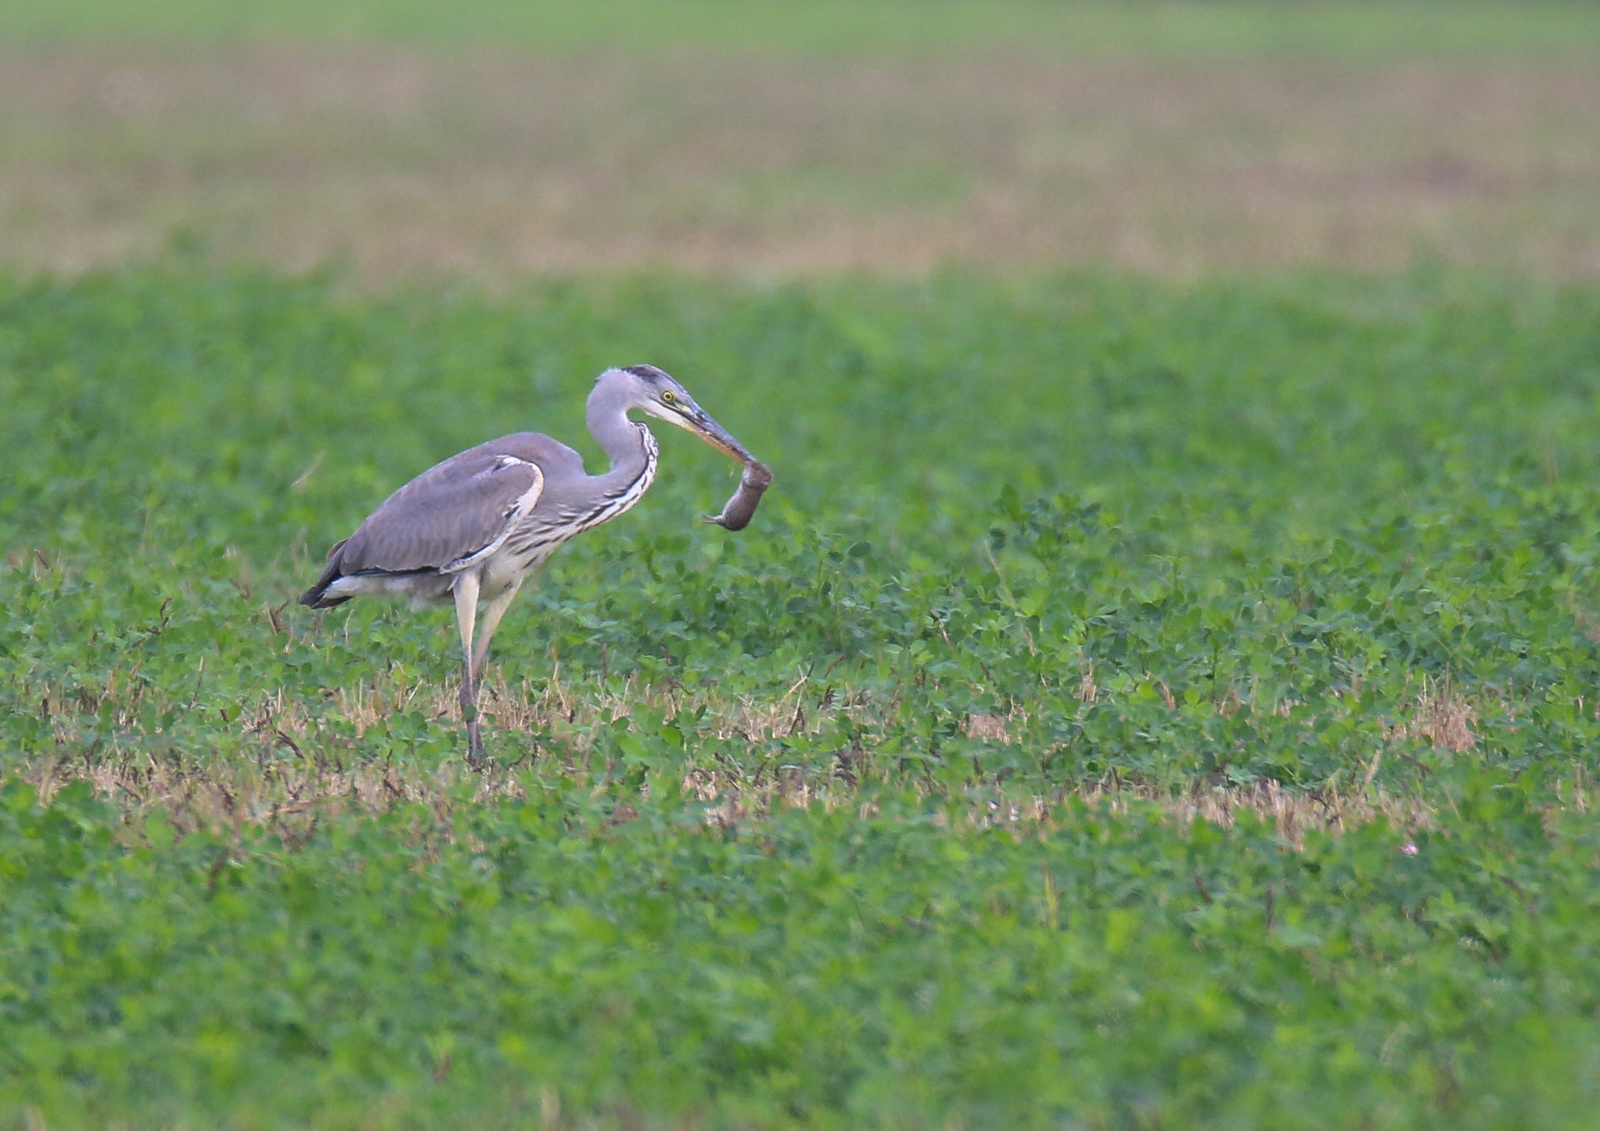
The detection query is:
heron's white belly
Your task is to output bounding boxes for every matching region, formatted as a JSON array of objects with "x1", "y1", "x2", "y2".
[
  {"x1": 478, "y1": 539, "x2": 564, "y2": 600},
  {"x1": 479, "y1": 552, "x2": 530, "y2": 600}
]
